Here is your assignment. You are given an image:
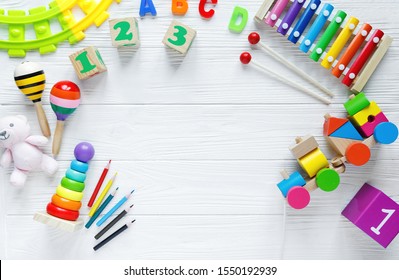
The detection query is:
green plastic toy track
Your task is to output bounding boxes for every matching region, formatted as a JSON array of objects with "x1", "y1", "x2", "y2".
[{"x1": 0, "y1": 0, "x2": 121, "y2": 57}]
